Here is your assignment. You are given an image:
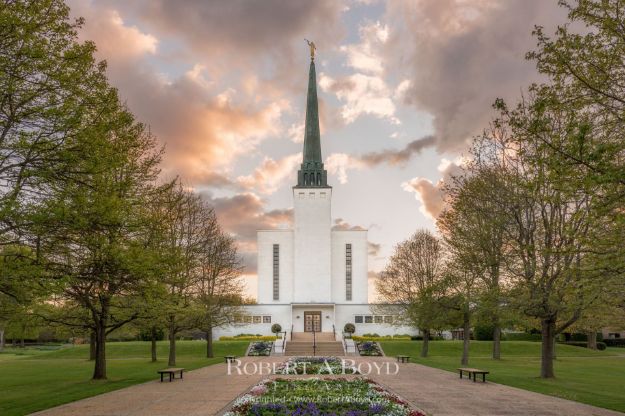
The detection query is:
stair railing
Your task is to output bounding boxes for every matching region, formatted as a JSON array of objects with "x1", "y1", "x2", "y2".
[
  {"x1": 281, "y1": 331, "x2": 287, "y2": 352},
  {"x1": 332, "y1": 324, "x2": 336, "y2": 340},
  {"x1": 312, "y1": 328, "x2": 317, "y2": 356}
]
